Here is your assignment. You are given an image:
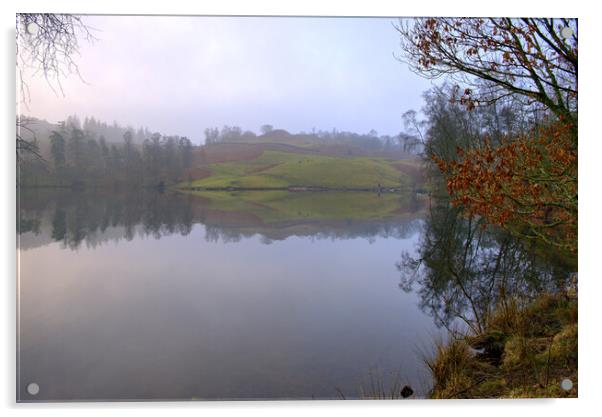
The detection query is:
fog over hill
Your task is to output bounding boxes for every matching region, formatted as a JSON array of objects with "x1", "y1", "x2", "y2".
[
  {"x1": 18, "y1": 113, "x2": 424, "y2": 191},
  {"x1": 20, "y1": 114, "x2": 423, "y2": 157}
]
